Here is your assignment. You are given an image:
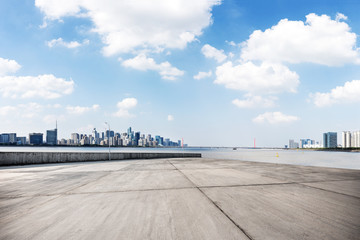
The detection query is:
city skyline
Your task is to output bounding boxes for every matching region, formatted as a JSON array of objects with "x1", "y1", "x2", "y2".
[
  {"x1": 0, "y1": 125, "x2": 182, "y2": 147},
  {"x1": 0, "y1": 0, "x2": 360, "y2": 147}
]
